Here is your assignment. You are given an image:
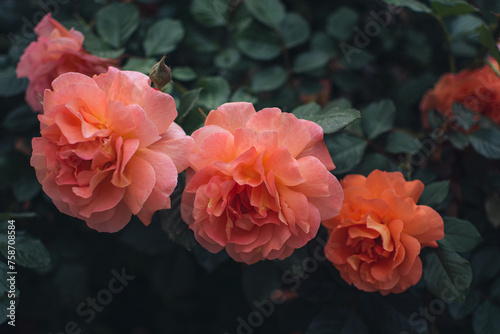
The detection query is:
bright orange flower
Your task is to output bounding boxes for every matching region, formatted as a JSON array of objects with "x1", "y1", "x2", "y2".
[
  {"x1": 323, "y1": 170, "x2": 444, "y2": 295},
  {"x1": 420, "y1": 60, "x2": 500, "y2": 127}
]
